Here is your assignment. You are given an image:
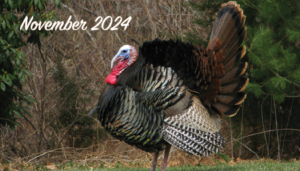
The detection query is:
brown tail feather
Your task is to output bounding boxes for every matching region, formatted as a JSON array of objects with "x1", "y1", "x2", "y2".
[
  {"x1": 224, "y1": 46, "x2": 246, "y2": 71},
  {"x1": 221, "y1": 62, "x2": 248, "y2": 84},
  {"x1": 208, "y1": 2, "x2": 246, "y2": 53},
  {"x1": 220, "y1": 77, "x2": 248, "y2": 93},
  {"x1": 200, "y1": 1, "x2": 248, "y2": 117},
  {"x1": 224, "y1": 28, "x2": 246, "y2": 63},
  {"x1": 212, "y1": 102, "x2": 240, "y2": 116},
  {"x1": 216, "y1": 93, "x2": 247, "y2": 105}
]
